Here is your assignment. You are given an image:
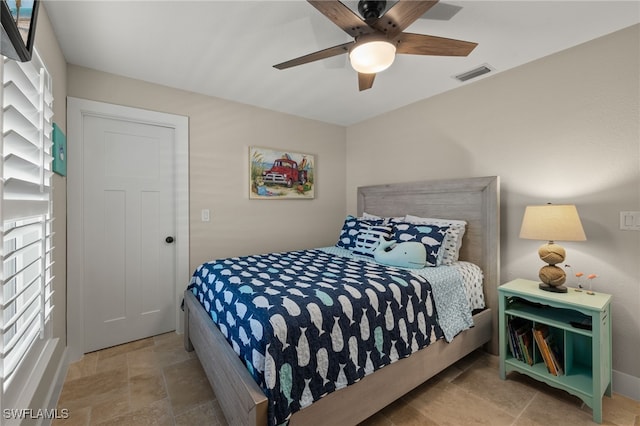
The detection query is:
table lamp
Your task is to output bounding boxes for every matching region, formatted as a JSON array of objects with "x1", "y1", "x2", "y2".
[{"x1": 519, "y1": 204, "x2": 586, "y2": 293}]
